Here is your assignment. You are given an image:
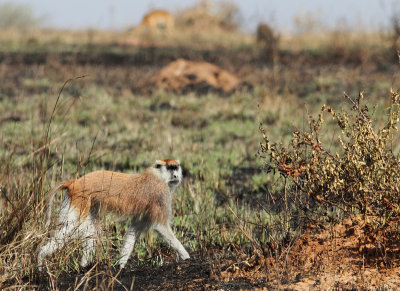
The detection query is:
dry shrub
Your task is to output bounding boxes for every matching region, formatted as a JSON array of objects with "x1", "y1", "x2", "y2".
[
  {"x1": 0, "y1": 142, "x2": 56, "y2": 285},
  {"x1": 292, "y1": 10, "x2": 325, "y2": 35},
  {"x1": 175, "y1": 0, "x2": 240, "y2": 32},
  {"x1": 259, "y1": 91, "x2": 400, "y2": 251},
  {"x1": 324, "y1": 31, "x2": 375, "y2": 65},
  {"x1": 0, "y1": 3, "x2": 43, "y2": 31}
]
